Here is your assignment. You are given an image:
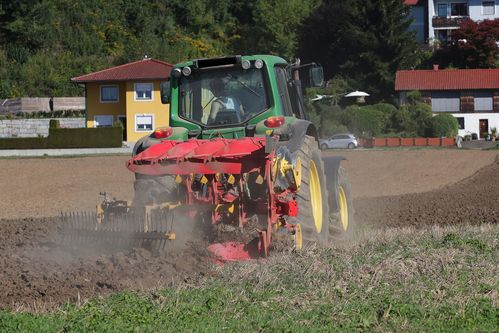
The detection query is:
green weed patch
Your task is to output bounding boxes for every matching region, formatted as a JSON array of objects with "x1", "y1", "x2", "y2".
[{"x1": 1, "y1": 224, "x2": 497, "y2": 332}]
